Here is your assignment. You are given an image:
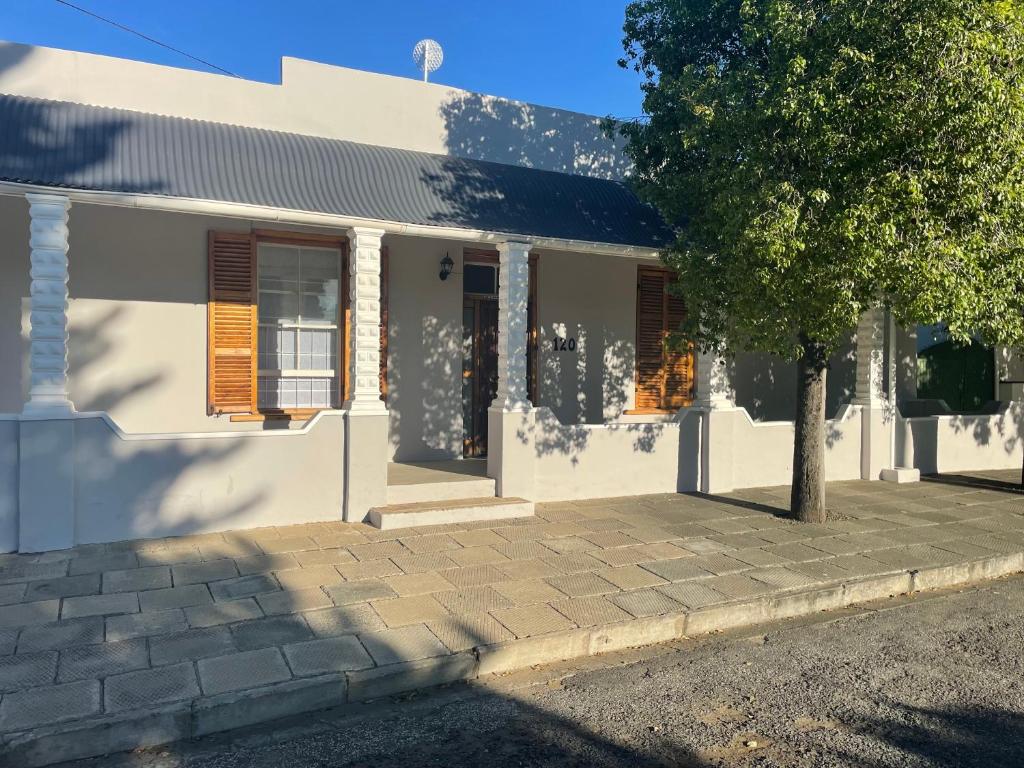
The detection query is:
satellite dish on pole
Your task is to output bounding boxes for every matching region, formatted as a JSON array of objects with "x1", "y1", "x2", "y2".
[{"x1": 413, "y1": 39, "x2": 443, "y2": 82}]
